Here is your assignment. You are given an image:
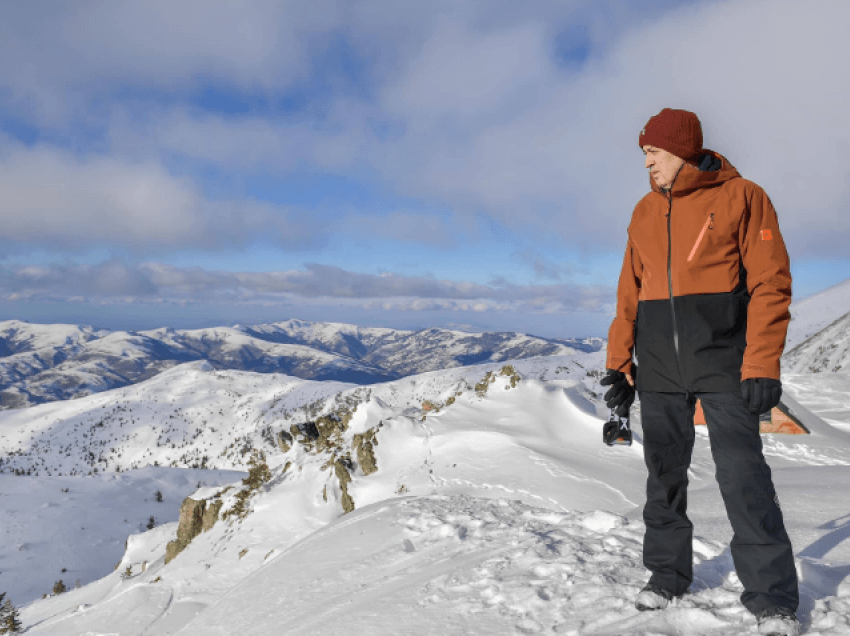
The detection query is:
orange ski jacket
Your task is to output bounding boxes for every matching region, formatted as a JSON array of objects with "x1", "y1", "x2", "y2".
[{"x1": 606, "y1": 151, "x2": 792, "y2": 393}]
